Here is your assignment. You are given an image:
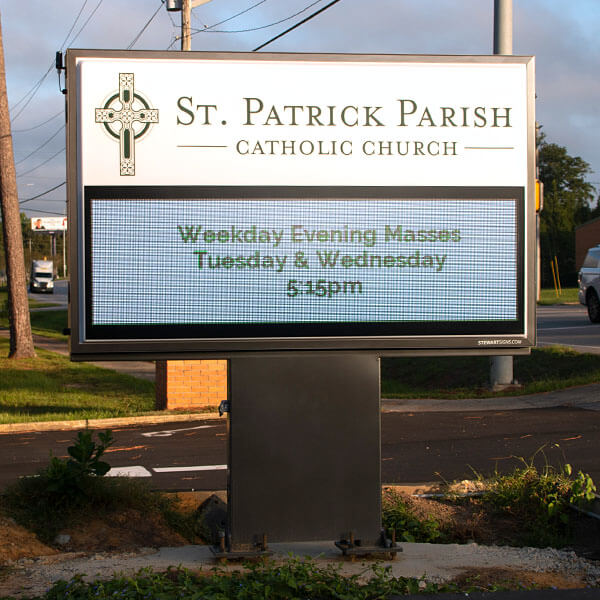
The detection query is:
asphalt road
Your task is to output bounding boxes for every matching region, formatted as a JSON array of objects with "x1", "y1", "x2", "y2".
[
  {"x1": 28, "y1": 279, "x2": 68, "y2": 308},
  {"x1": 537, "y1": 304, "x2": 600, "y2": 353},
  {"x1": 2, "y1": 407, "x2": 600, "y2": 491}
]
